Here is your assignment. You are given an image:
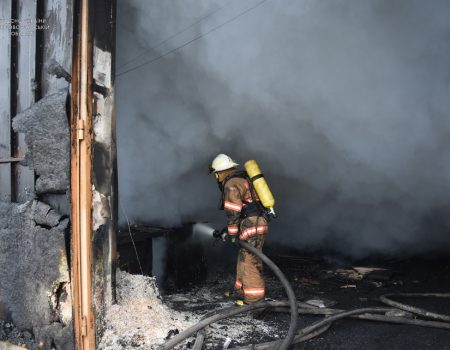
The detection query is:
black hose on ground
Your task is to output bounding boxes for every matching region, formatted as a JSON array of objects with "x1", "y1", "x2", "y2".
[
  {"x1": 192, "y1": 306, "x2": 226, "y2": 350},
  {"x1": 232, "y1": 303, "x2": 450, "y2": 350},
  {"x1": 231, "y1": 308, "x2": 392, "y2": 350},
  {"x1": 163, "y1": 301, "x2": 288, "y2": 349},
  {"x1": 165, "y1": 295, "x2": 450, "y2": 350},
  {"x1": 171, "y1": 302, "x2": 314, "y2": 350},
  {"x1": 238, "y1": 240, "x2": 298, "y2": 350},
  {"x1": 189, "y1": 302, "x2": 450, "y2": 350},
  {"x1": 163, "y1": 239, "x2": 299, "y2": 350},
  {"x1": 380, "y1": 293, "x2": 450, "y2": 322},
  {"x1": 233, "y1": 299, "x2": 450, "y2": 349},
  {"x1": 162, "y1": 240, "x2": 450, "y2": 349},
  {"x1": 229, "y1": 323, "x2": 332, "y2": 350},
  {"x1": 270, "y1": 305, "x2": 450, "y2": 330}
]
